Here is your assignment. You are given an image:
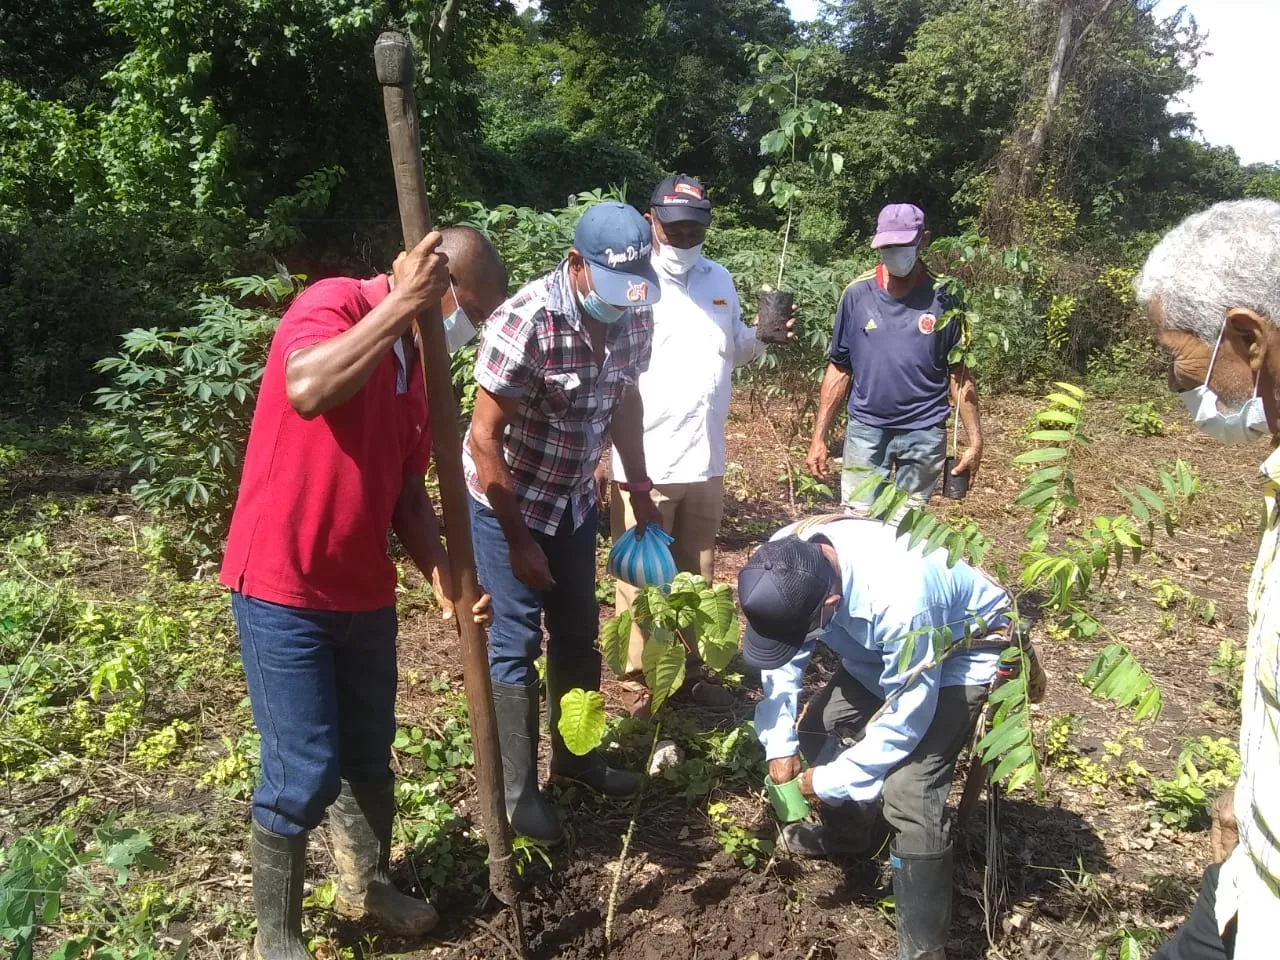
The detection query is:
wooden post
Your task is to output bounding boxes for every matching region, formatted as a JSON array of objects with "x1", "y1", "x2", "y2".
[{"x1": 373, "y1": 31, "x2": 525, "y2": 952}]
